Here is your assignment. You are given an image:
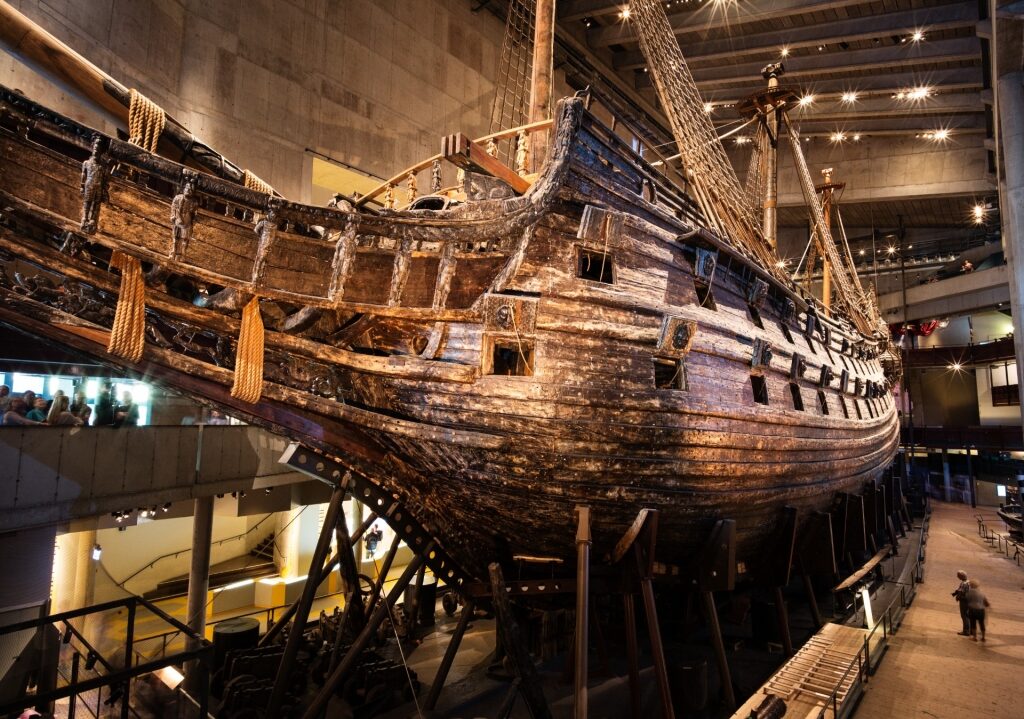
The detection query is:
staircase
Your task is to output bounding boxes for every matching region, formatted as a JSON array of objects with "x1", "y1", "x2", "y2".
[{"x1": 143, "y1": 534, "x2": 277, "y2": 601}]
